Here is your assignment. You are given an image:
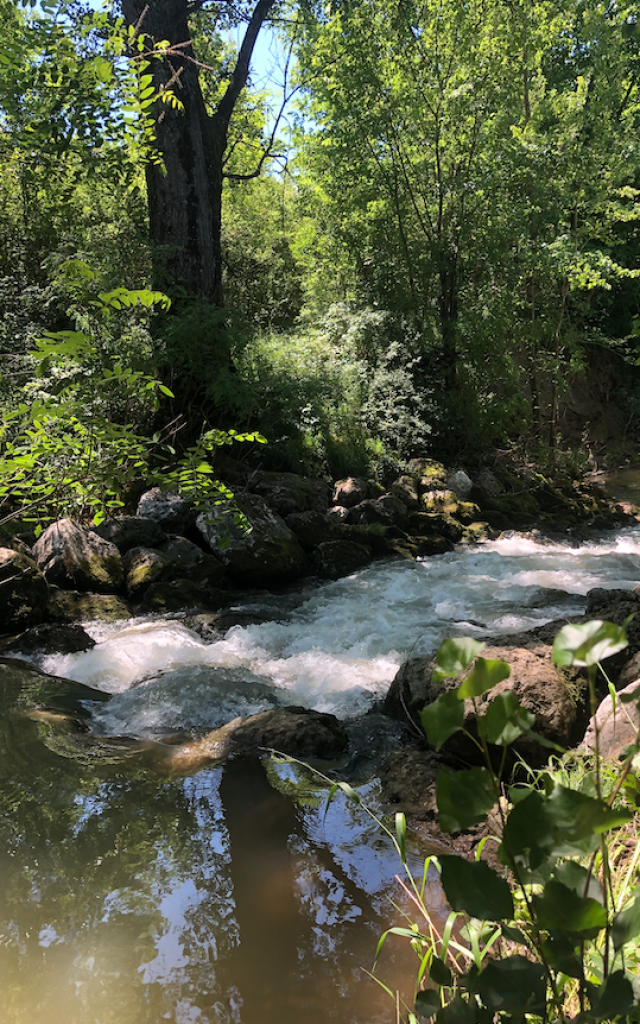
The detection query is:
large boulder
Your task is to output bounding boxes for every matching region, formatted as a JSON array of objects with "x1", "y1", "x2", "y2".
[
  {"x1": 284, "y1": 510, "x2": 338, "y2": 550},
  {"x1": 93, "y1": 515, "x2": 167, "y2": 553},
  {"x1": 386, "y1": 640, "x2": 587, "y2": 760},
  {"x1": 32, "y1": 520, "x2": 124, "y2": 593},
  {"x1": 248, "y1": 472, "x2": 331, "y2": 516},
  {"x1": 196, "y1": 492, "x2": 307, "y2": 585},
  {"x1": 158, "y1": 537, "x2": 228, "y2": 587},
  {"x1": 0, "y1": 547, "x2": 48, "y2": 630},
  {"x1": 312, "y1": 539, "x2": 372, "y2": 579},
  {"x1": 136, "y1": 488, "x2": 196, "y2": 535}
]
